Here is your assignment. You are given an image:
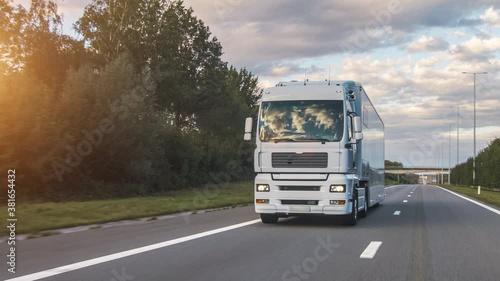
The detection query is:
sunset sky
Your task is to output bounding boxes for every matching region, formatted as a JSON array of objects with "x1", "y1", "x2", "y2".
[{"x1": 14, "y1": 0, "x2": 500, "y2": 168}]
